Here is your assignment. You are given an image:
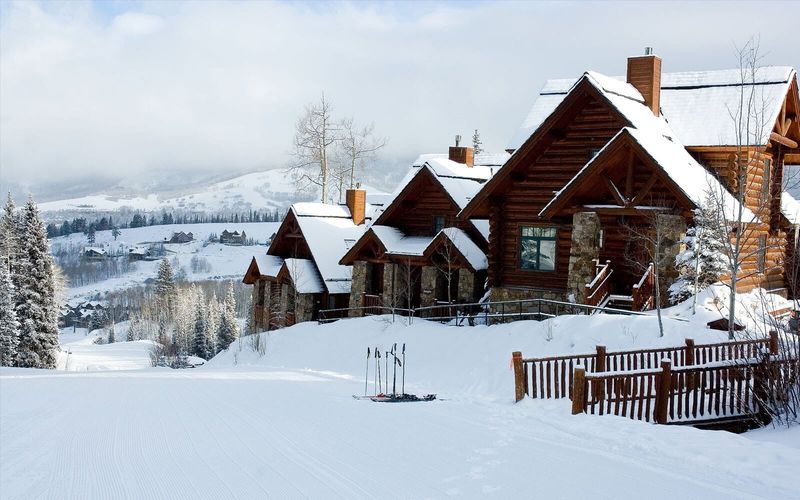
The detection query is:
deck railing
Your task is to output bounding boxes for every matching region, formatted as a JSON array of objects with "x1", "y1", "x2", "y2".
[
  {"x1": 585, "y1": 260, "x2": 613, "y2": 307},
  {"x1": 511, "y1": 332, "x2": 779, "y2": 402},
  {"x1": 631, "y1": 263, "x2": 655, "y2": 311}
]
